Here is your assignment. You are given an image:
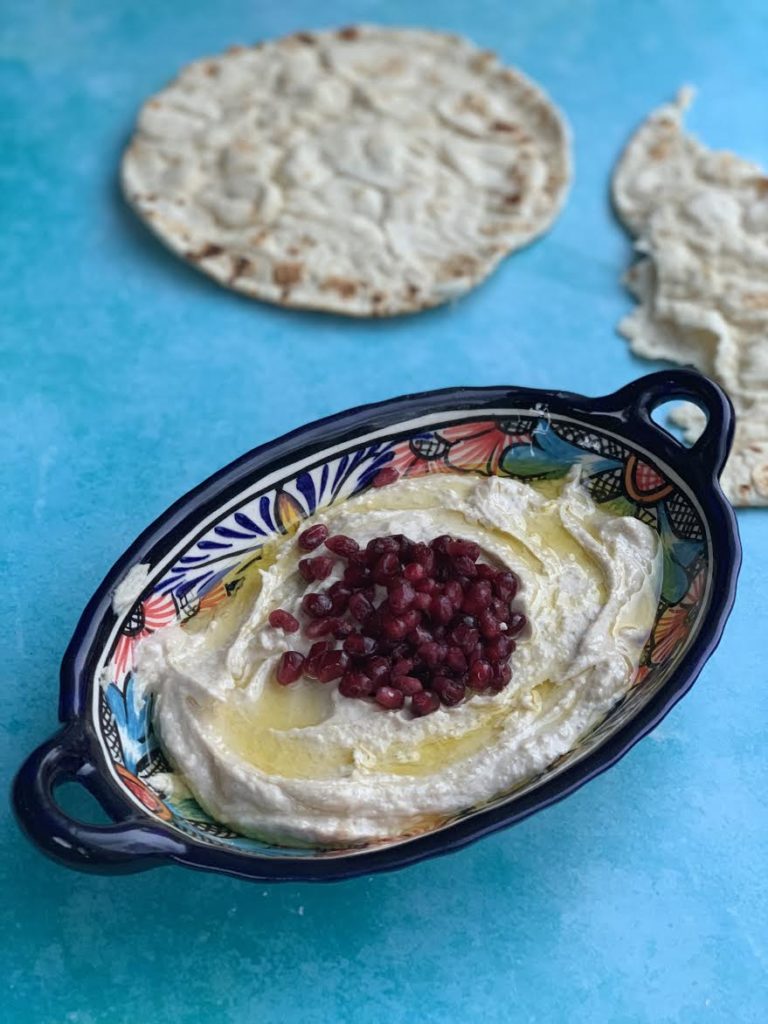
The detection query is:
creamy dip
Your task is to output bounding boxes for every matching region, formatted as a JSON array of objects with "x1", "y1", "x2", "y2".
[{"x1": 134, "y1": 474, "x2": 661, "y2": 846}]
